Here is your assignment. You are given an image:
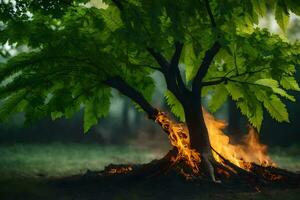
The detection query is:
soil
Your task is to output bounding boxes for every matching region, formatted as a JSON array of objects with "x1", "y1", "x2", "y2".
[{"x1": 2, "y1": 164, "x2": 299, "y2": 200}]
